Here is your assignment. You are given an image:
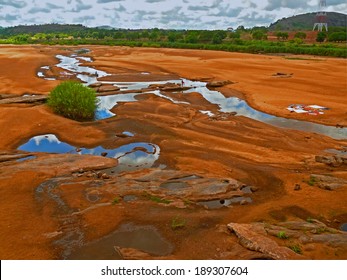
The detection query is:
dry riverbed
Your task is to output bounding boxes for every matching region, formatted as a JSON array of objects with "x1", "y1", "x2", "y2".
[{"x1": 0, "y1": 45, "x2": 346, "y2": 260}]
